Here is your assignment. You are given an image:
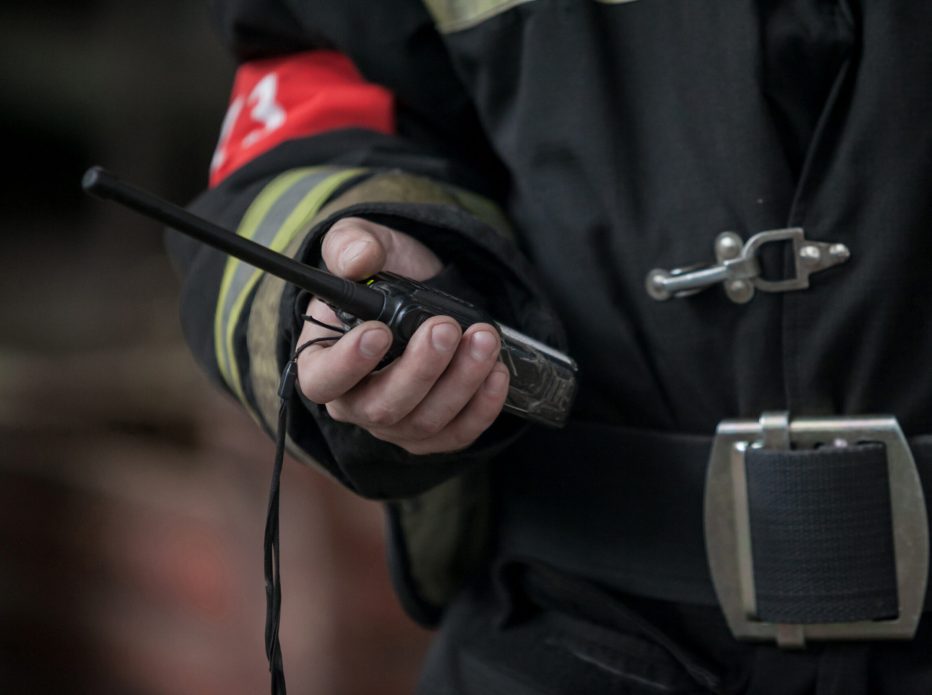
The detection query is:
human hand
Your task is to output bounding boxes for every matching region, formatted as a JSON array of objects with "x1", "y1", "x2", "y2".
[{"x1": 296, "y1": 217, "x2": 510, "y2": 455}]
